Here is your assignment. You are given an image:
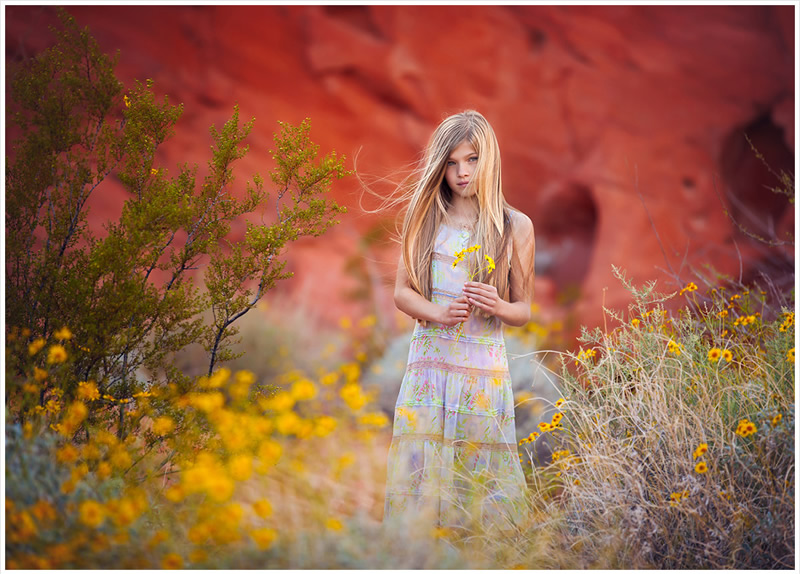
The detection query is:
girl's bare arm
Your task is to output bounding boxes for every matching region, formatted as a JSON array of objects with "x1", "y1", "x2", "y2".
[{"x1": 394, "y1": 253, "x2": 471, "y2": 327}]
